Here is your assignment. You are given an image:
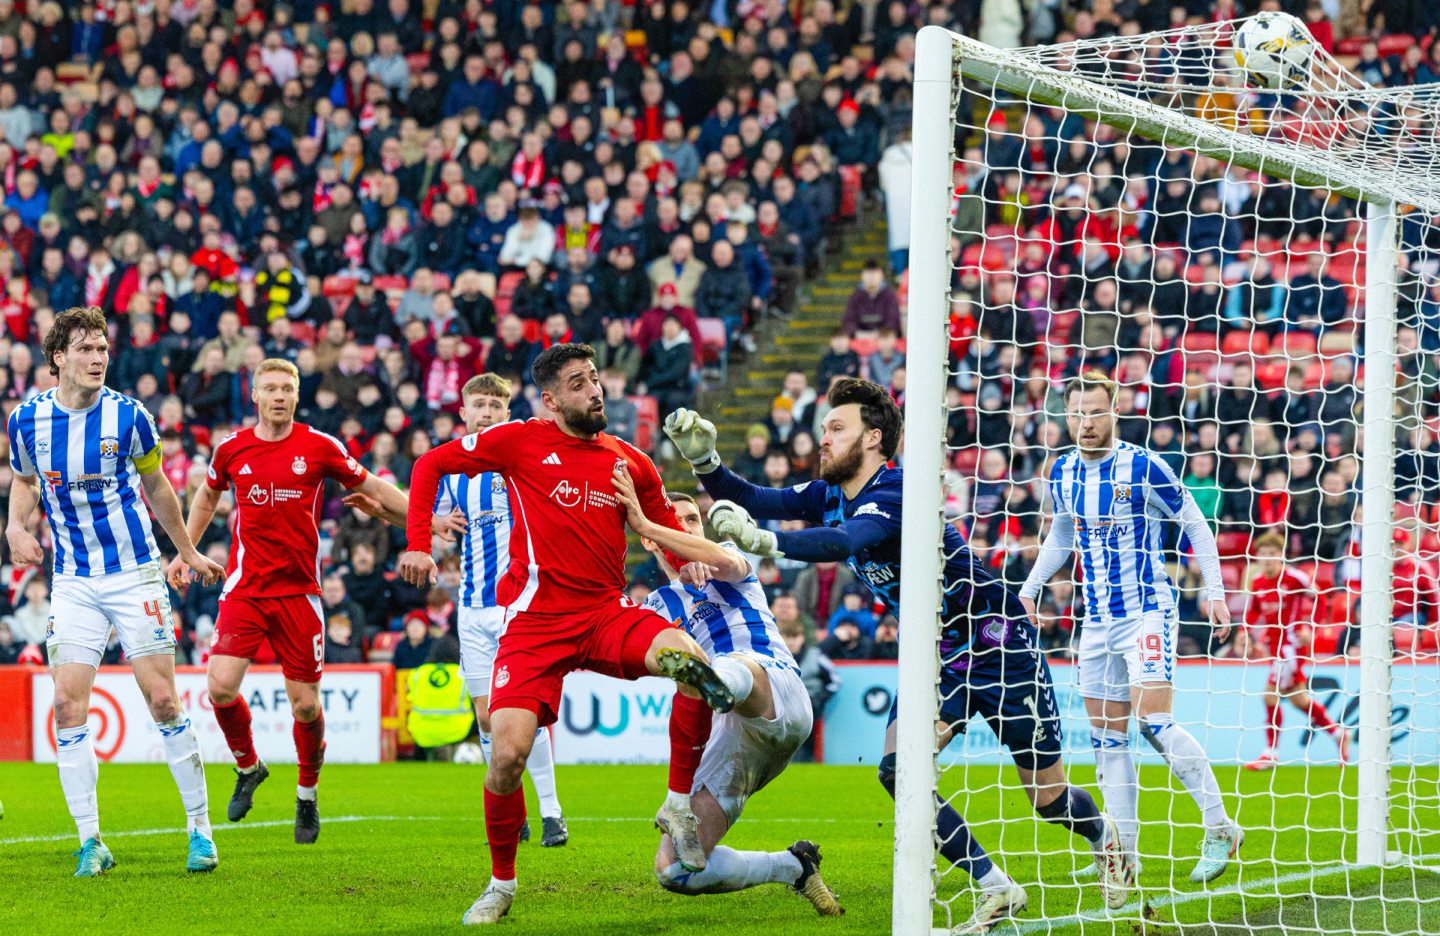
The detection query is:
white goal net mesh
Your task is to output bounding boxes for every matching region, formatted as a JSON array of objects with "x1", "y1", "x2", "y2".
[{"x1": 910, "y1": 14, "x2": 1440, "y2": 935}]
